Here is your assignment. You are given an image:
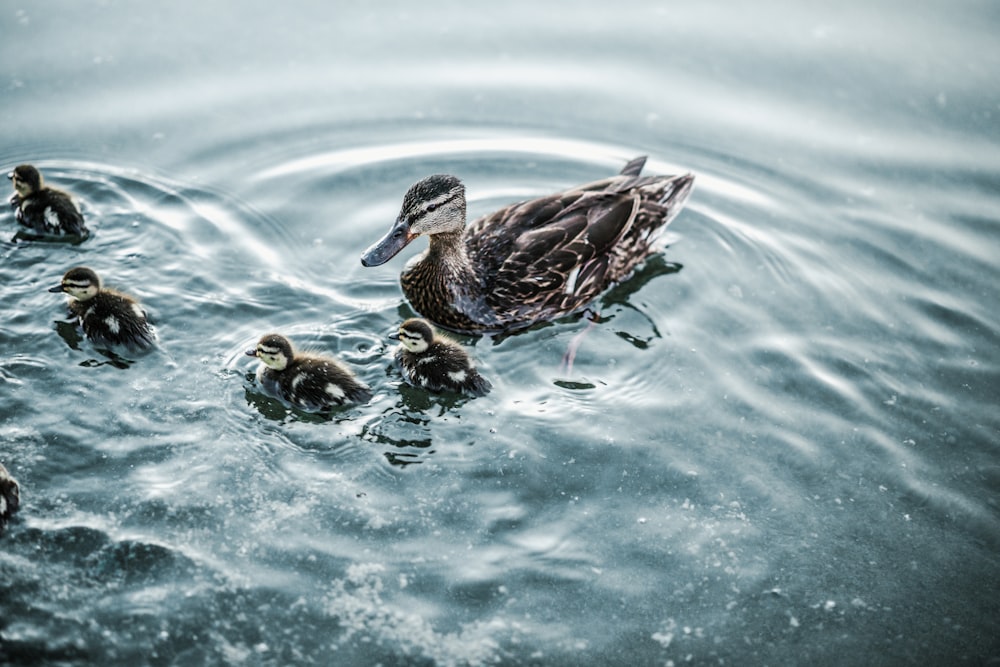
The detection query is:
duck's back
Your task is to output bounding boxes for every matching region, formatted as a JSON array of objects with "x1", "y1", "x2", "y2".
[
  {"x1": 71, "y1": 292, "x2": 154, "y2": 350},
  {"x1": 16, "y1": 189, "x2": 88, "y2": 237},
  {"x1": 462, "y1": 161, "x2": 693, "y2": 331},
  {"x1": 395, "y1": 341, "x2": 491, "y2": 397},
  {"x1": 464, "y1": 157, "x2": 652, "y2": 272},
  {"x1": 269, "y1": 357, "x2": 372, "y2": 410}
]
